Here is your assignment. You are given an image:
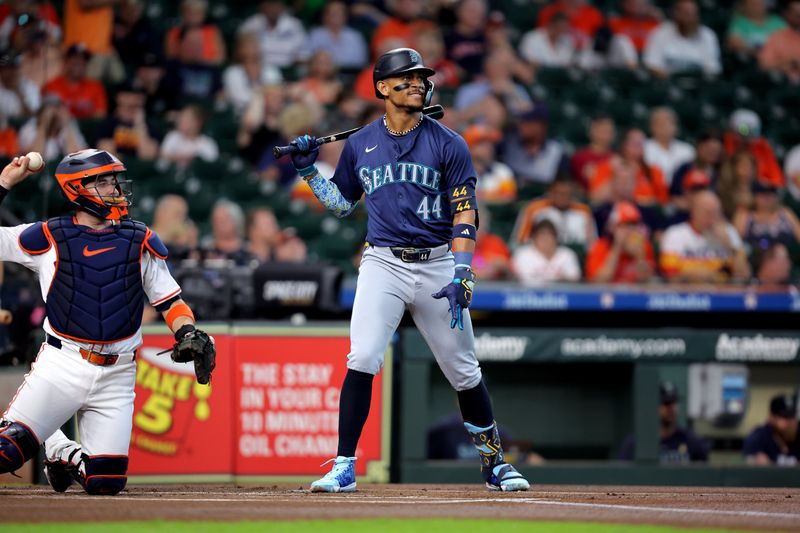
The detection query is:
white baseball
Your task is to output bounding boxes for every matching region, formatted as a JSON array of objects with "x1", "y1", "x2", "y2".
[{"x1": 25, "y1": 152, "x2": 44, "y2": 172}]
